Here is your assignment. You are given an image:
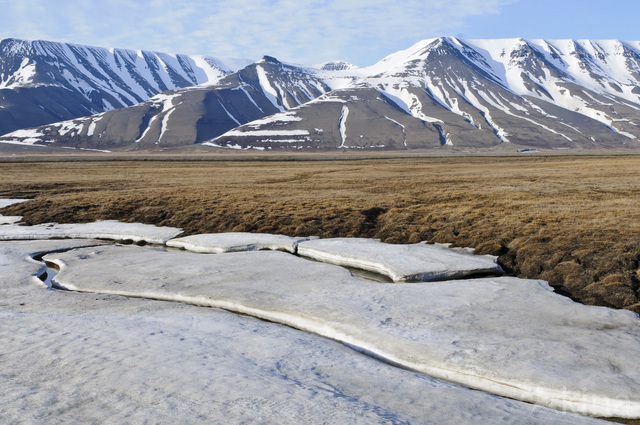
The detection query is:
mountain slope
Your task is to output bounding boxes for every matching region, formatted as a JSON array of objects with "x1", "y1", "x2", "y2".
[
  {"x1": 358, "y1": 37, "x2": 638, "y2": 148},
  {"x1": 0, "y1": 56, "x2": 332, "y2": 150},
  {"x1": 207, "y1": 86, "x2": 442, "y2": 150},
  {"x1": 0, "y1": 38, "x2": 251, "y2": 136}
]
